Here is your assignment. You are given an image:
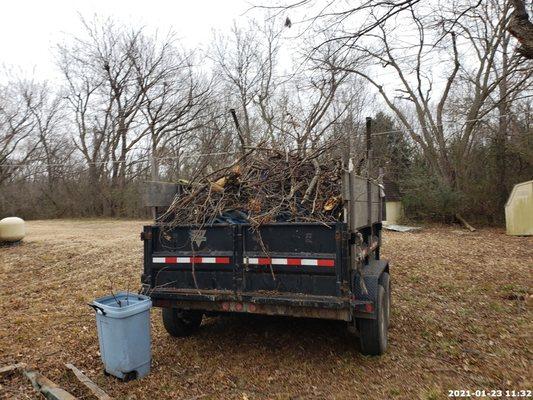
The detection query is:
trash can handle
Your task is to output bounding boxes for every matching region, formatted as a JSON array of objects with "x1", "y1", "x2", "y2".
[{"x1": 88, "y1": 303, "x2": 106, "y2": 316}]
